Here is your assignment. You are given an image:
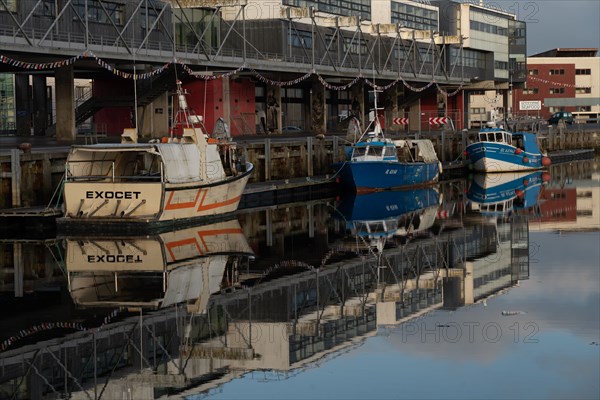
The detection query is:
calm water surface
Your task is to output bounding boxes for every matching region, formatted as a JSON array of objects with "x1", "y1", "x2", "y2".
[{"x1": 0, "y1": 158, "x2": 598, "y2": 400}]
